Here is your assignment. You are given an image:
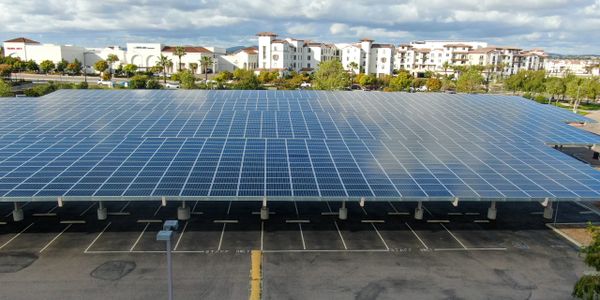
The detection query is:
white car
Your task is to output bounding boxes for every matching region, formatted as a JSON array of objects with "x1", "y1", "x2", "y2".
[
  {"x1": 165, "y1": 83, "x2": 180, "y2": 89},
  {"x1": 96, "y1": 80, "x2": 113, "y2": 87}
]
